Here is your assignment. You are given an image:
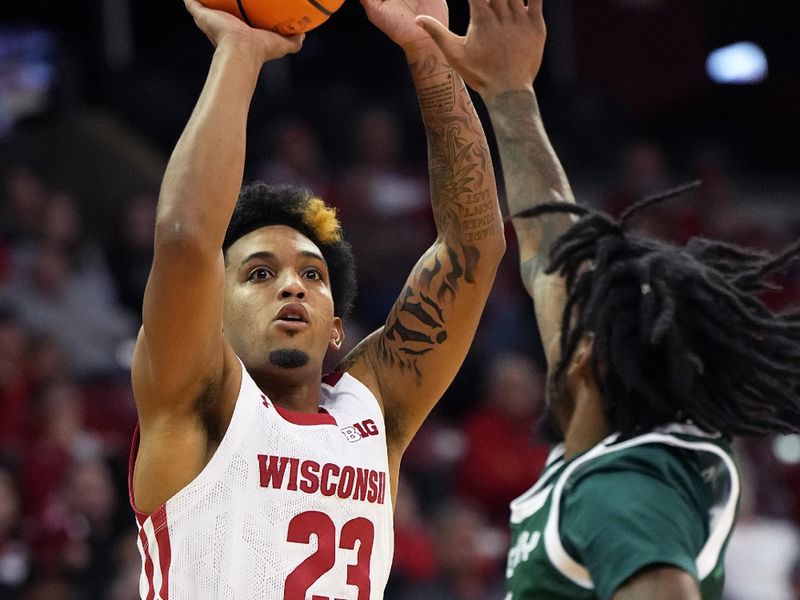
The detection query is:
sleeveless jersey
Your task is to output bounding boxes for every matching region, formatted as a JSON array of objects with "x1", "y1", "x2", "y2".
[
  {"x1": 505, "y1": 424, "x2": 739, "y2": 600},
  {"x1": 129, "y1": 364, "x2": 394, "y2": 600}
]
